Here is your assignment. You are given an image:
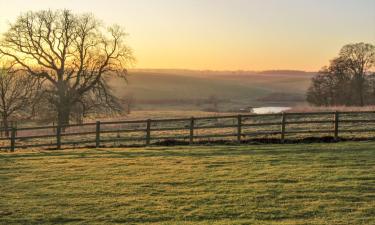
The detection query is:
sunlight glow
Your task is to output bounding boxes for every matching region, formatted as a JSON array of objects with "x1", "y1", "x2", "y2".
[{"x1": 0, "y1": 0, "x2": 374, "y2": 71}]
